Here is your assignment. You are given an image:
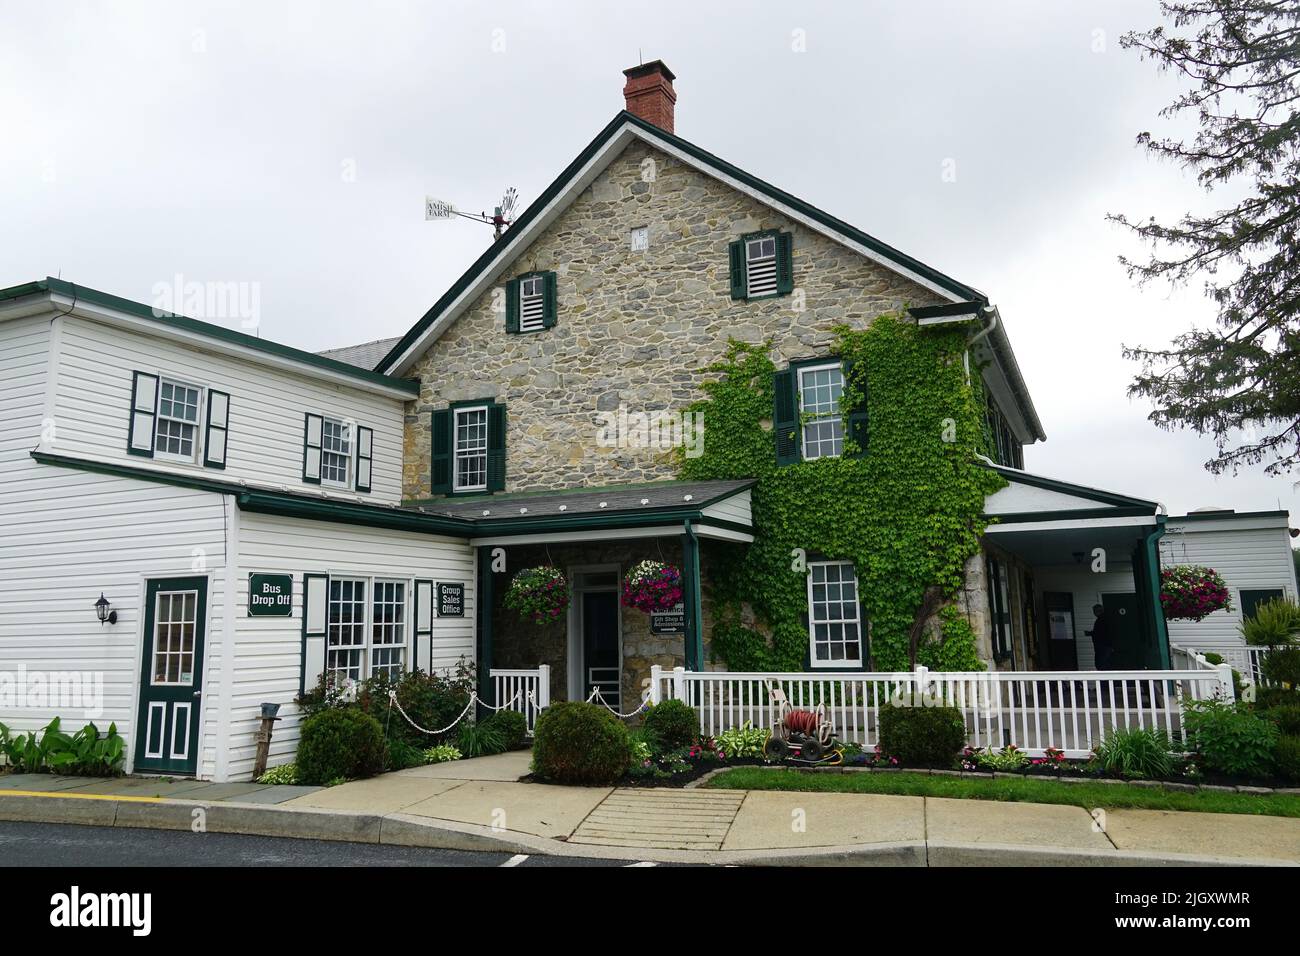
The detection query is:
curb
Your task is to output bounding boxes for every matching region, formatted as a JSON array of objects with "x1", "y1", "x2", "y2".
[{"x1": 3, "y1": 792, "x2": 1297, "y2": 866}]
